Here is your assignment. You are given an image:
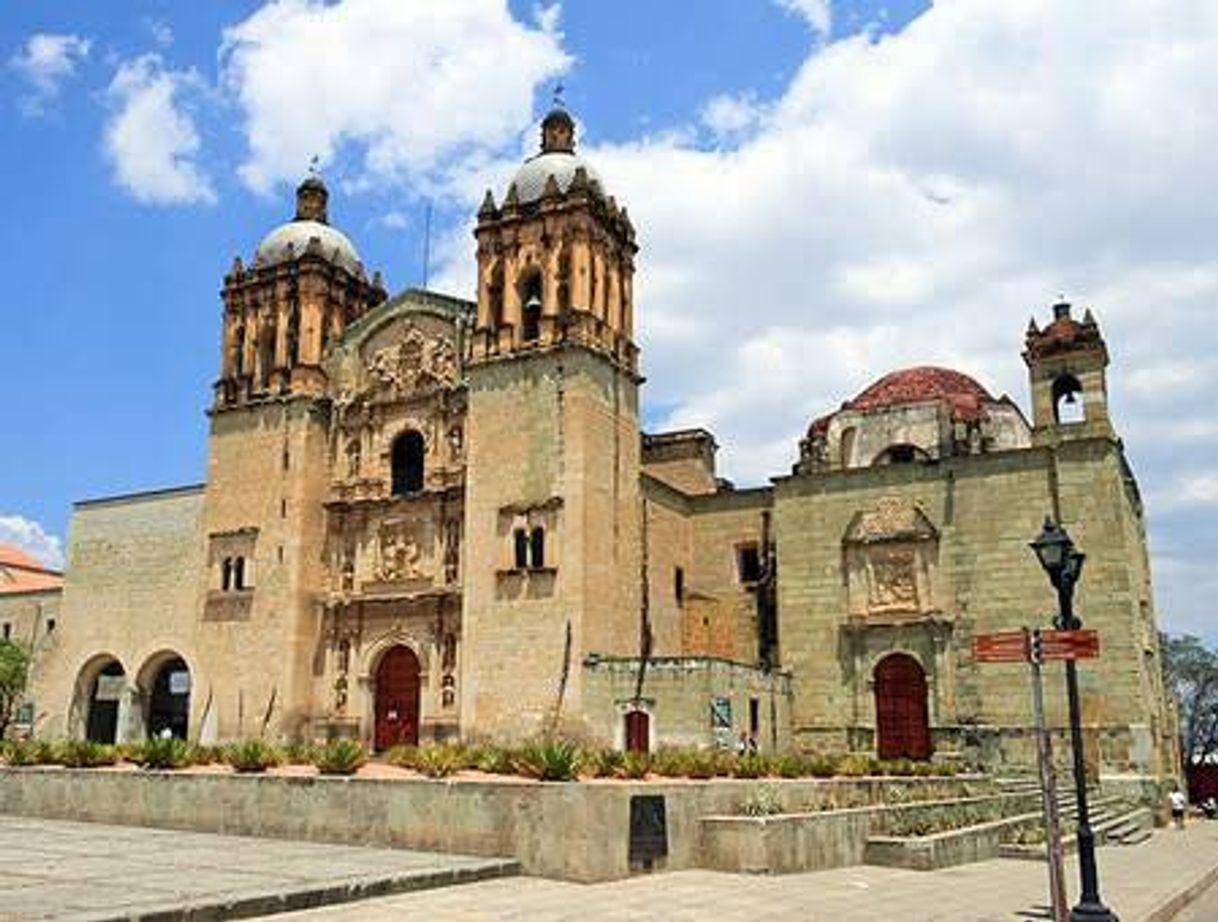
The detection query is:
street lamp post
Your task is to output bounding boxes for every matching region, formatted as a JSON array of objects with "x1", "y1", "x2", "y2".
[{"x1": 1030, "y1": 518, "x2": 1117, "y2": 922}]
